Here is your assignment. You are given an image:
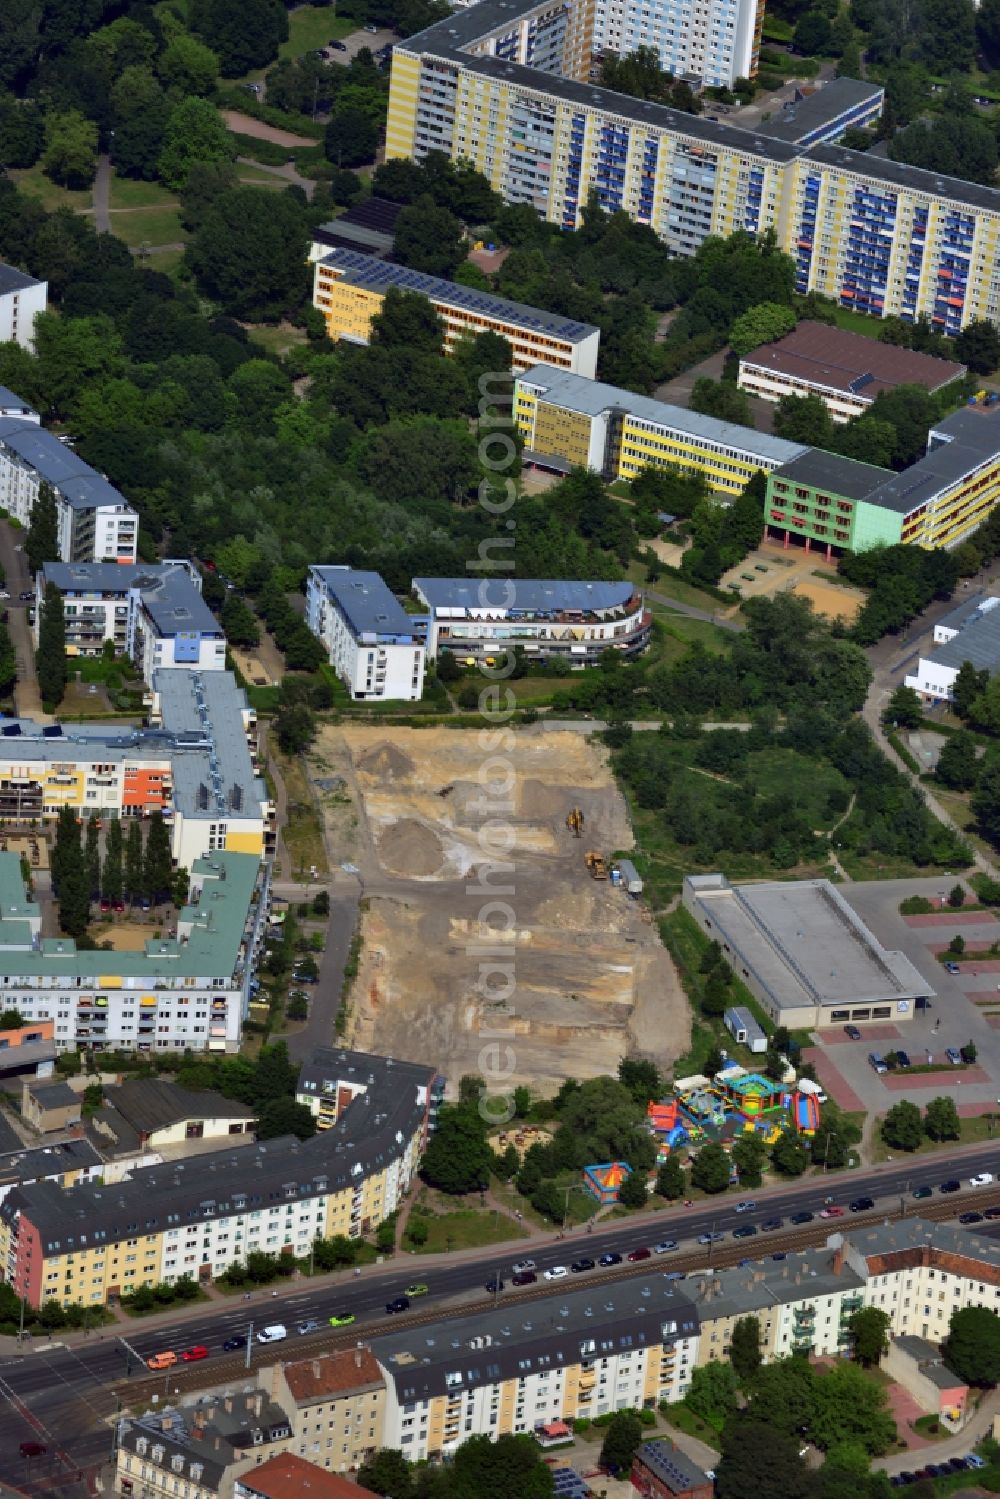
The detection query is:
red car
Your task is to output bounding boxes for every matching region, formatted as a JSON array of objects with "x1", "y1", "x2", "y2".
[
  {"x1": 820, "y1": 1205, "x2": 844, "y2": 1218},
  {"x1": 99, "y1": 897, "x2": 111, "y2": 912},
  {"x1": 113, "y1": 899, "x2": 125, "y2": 913},
  {"x1": 627, "y1": 1247, "x2": 651, "y2": 1262},
  {"x1": 182, "y1": 1345, "x2": 209, "y2": 1362}
]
